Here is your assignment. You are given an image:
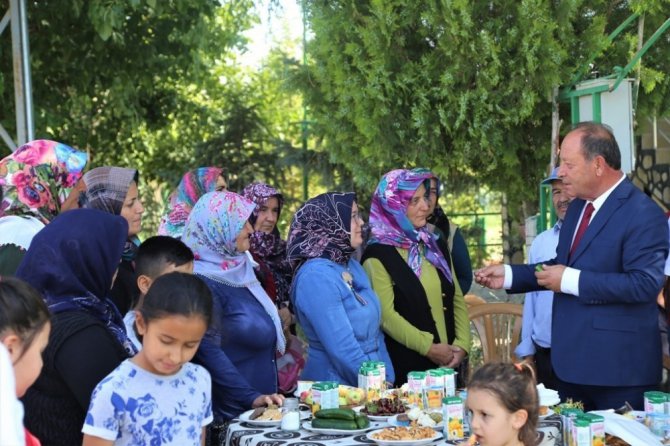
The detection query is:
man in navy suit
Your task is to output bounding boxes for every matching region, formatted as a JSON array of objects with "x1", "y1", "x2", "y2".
[{"x1": 476, "y1": 122, "x2": 669, "y2": 410}]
